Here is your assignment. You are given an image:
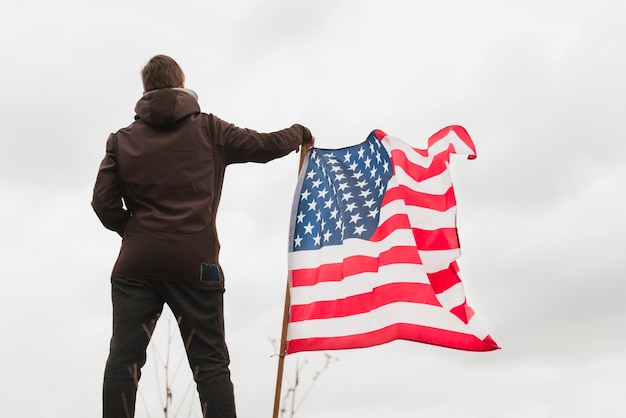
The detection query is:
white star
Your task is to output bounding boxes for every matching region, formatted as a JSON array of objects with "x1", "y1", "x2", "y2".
[
  {"x1": 324, "y1": 198, "x2": 333, "y2": 209},
  {"x1": 368, "y1": 208, "x2": 379, "y2": 218},
  {"x1": 335, "y1": 219, "x2": 343, "y2": 230},
  {"x1": 383, "y1": 161, "x2": 389, "y2": 173},
  {"x1": 349, "y1": 162, "x2": 358, "y2": 171},
  {"x1": 370, "y1": 167, "x2": 377, "y2": 178},
  {"x1": 301, "y1": 189, "x2": 311, "y2": 200},
  {"x1": 364, "y1": 199, "x2": 375, "y2": 208},
  {"x1": 352, "y1": 171, "x2": 363, "y2": 180},
  {"x1": 345, "y1": 202, "x2": 357, "y2": 212},
  {"x1": 311, "y1": 179, "x2": 323, "y2": 188},
  {"x1": 329, "y1": 208, "x2": 338, "y2": 219},
  {"x1": 307, "y1": 200, "x2": 317, "y2": 211},
  {"x1": 341, "y1": 192, "x2": 353, "y2": 202},
  {"x1": 303, "y1": 222, "x2": 314, "y2": 234},
  {"x1": 335, "y1": 173, "x2": 346, "y2": 181},
  {"x1": 337, "y1": 182, "x2": 349, "y2": 191},
  {"x1": 359, "y1": 189, "x2": 372, "y2": 198},
  {"x1": 313, "y1": 234, "x2": 321, "y2": 246},
  {"x1": 364, "y1": 157, "x2": 372, "y2": 168},
  {"x1": 350, "y1": 213, "x2": 362, "y2": 224},
  {"x1": 318, "y1": 188, "x2": 328, "y2": 199},
  {"x1": 358, "y1": 147, "x2": 365, "y2": 159},
  {"x1": 306, "y1": 169, "x2": 316, "y2": 179},
  {"x1": 354, "y1": 225, "x2": 366, "y2": 235},
  {"x1": 323, "y1": 230, "x2": 333, "y2": 242},
  {"x1": 343, "y1": 150, "x2": 352, "y2": 162},
  {"x1": 294, "y1": 235, "x2": 303, "y2": 247},
  {"x1": 296, "y1": 211, "x2": 306, "y2": 223},
  {"x1": 356, "y1": 180, "x2": 367, "y2": 188}
]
